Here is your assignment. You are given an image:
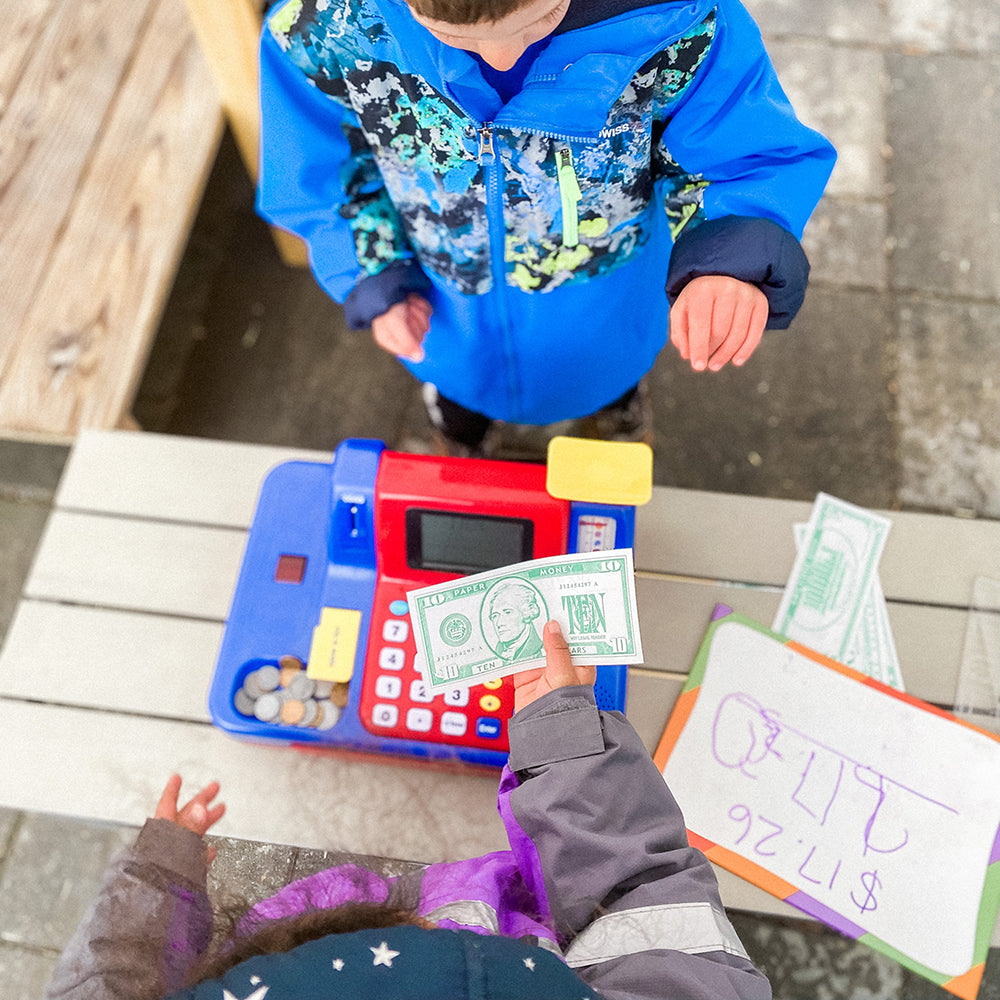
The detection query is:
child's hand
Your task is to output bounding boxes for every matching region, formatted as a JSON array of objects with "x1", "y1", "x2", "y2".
[
  {"x1": 669, "y1": 275, "x2": 768, "y2": 372},
  {"x1": 371, "y1": 293, "x2": 432, "y2": 362},
  {"x1": 513, "y1": 620, "x2": 597, "y2": 715},
  {"x1": 154, "y1": 774, "x2": 225, "y2": 857}
]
